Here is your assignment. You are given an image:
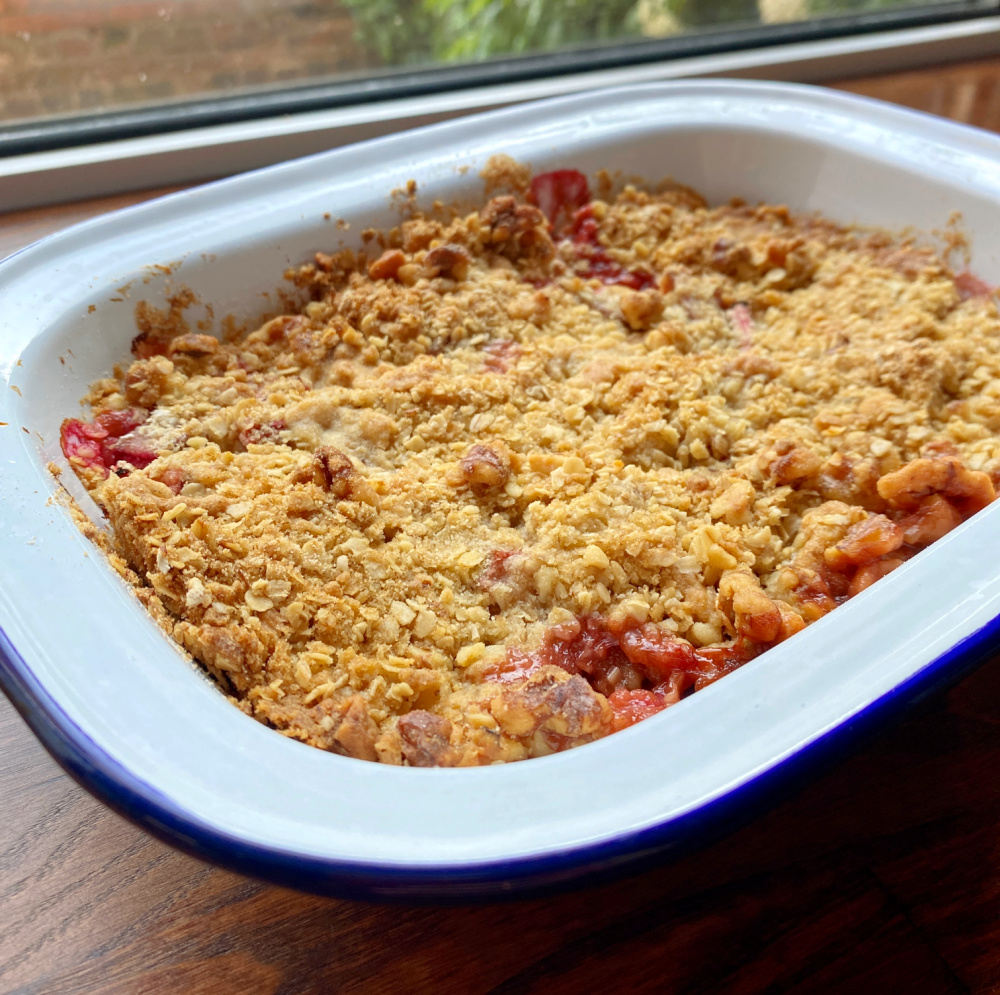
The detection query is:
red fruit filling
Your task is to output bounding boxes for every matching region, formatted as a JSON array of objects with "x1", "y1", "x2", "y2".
[
  {"x1": 529, "y1": 171, "x2": 655, "y2": 290},
  {"x1": 60, "y1": 408, "x2": 154, "y2": 477},
  {"x1": 482, "y1": 340, "x2": 520, "y2": 373},
  {"x1": 729, "y1": 302, "x2": 754, "y2": 348},
  {"x1": 238, "y1": 419, "x2": 287, "y2": 448},
  {"x1": 488, "y1": 613, "x2": 761, "y2": 730},
  {"x1": 955, "y1": 271, "x2": 994, "y2": 301},
  {"x1": 607, "y1": 688, "x2": 670, "y2": 730},
  {"x1": 529, "y1": 169, "x2": 591, "y2": 233},
  {"x1": 569, "y1": 204, "x2": 655, "y2": 290}
]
